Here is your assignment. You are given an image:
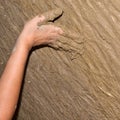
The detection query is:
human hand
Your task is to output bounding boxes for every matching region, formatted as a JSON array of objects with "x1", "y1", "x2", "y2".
[{"x1": 16, "y1": 15, "x2": 63, "y2": 51}]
